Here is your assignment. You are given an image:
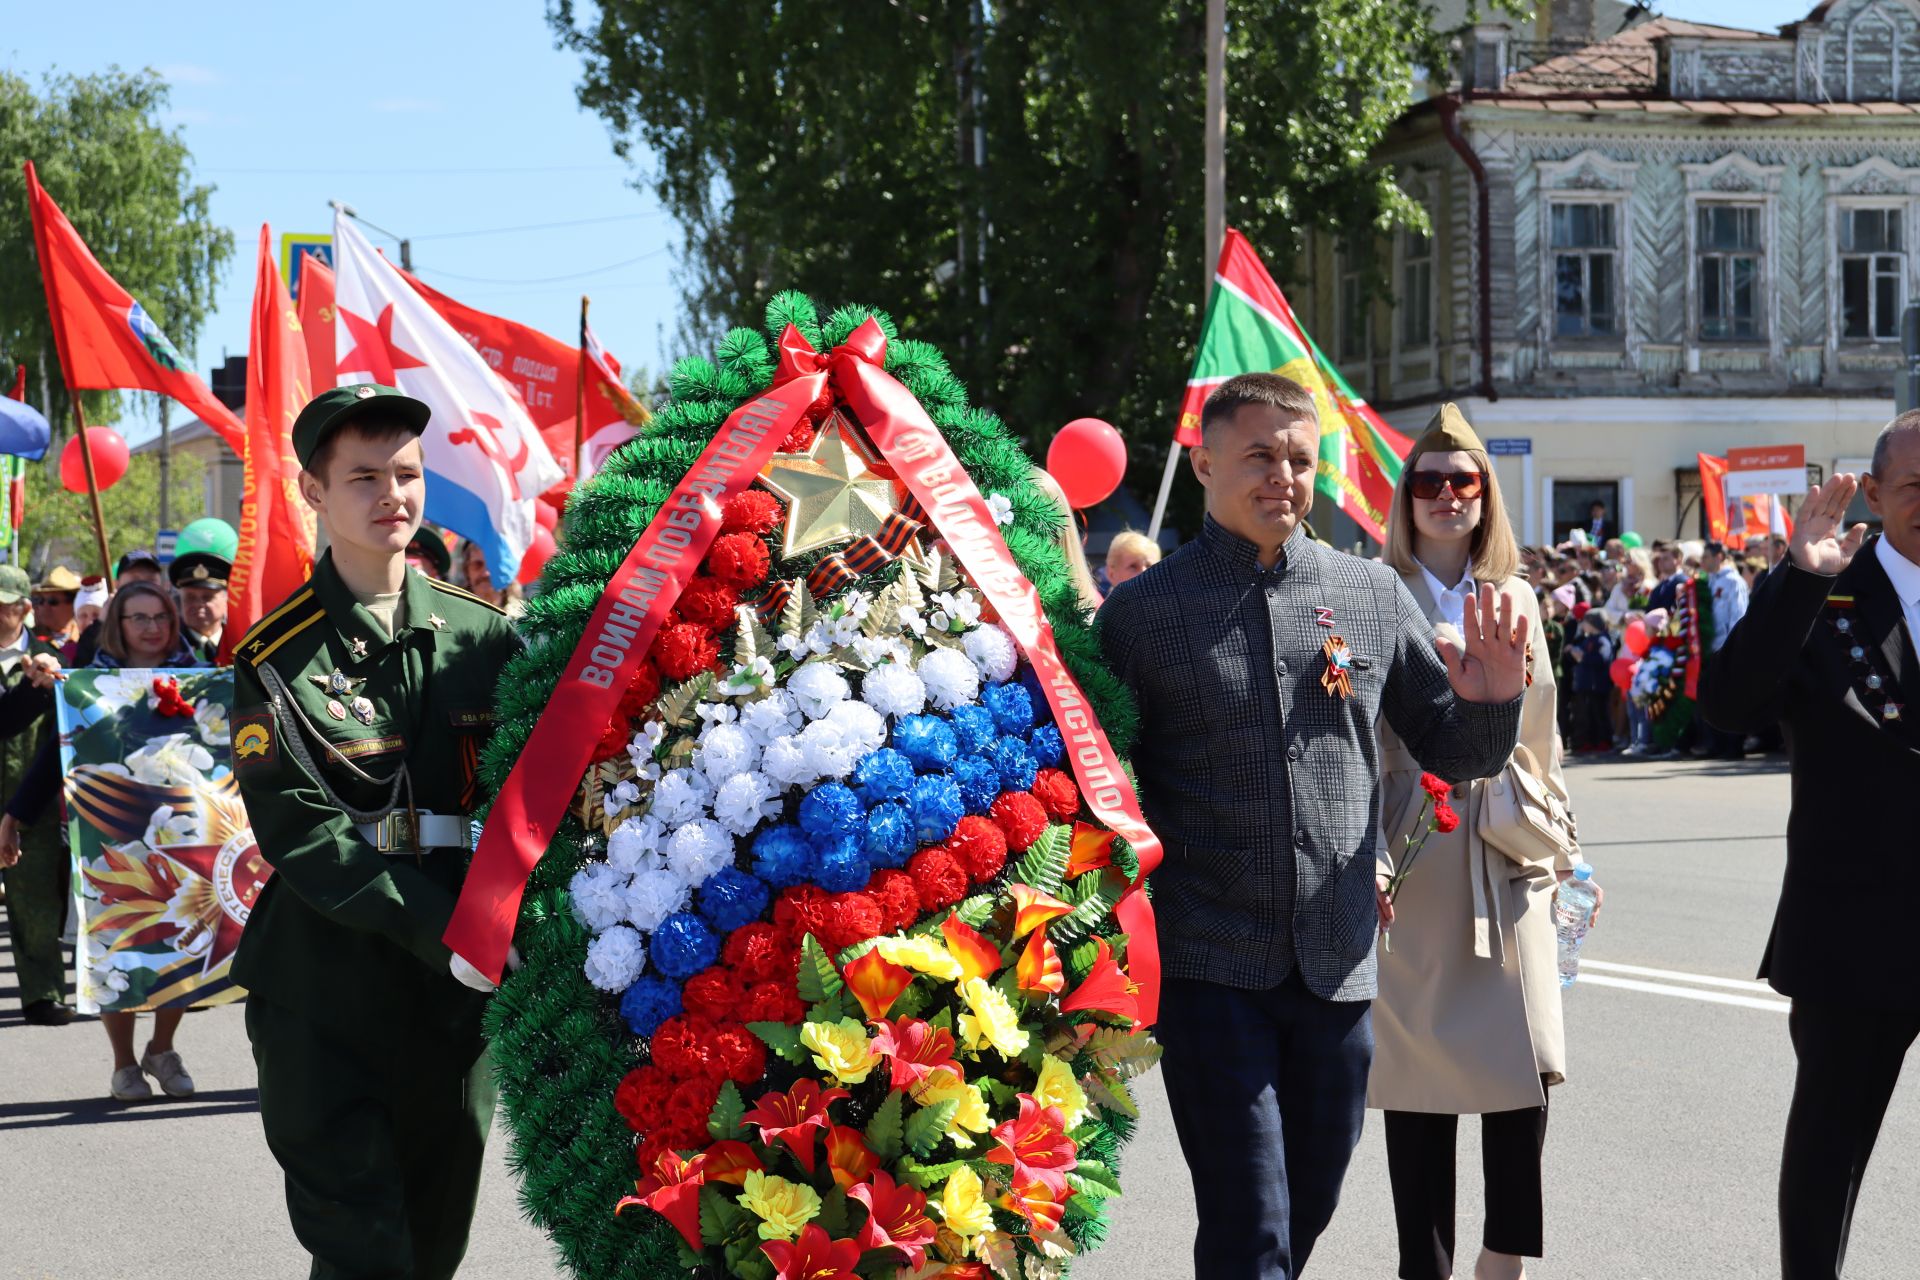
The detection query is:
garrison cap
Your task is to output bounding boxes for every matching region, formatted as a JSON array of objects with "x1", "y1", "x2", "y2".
[
  {"x1": 292, "y1": 384, "x2": 431, "y2": 470},
  {"x1": 407, "y1": 526, "x2": 454, "y2": 579},
  {"x1": 169, "y1": 550, "x2": 232, "y2": 592},
  {"x1": 1411, "y1": 402, "x2": 1486, "y2": 459}
]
